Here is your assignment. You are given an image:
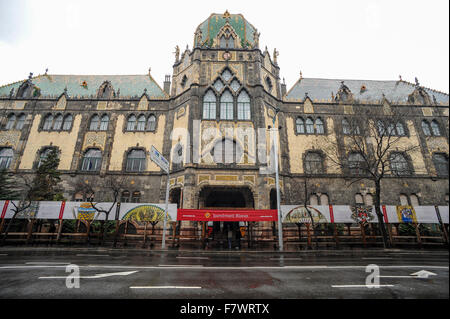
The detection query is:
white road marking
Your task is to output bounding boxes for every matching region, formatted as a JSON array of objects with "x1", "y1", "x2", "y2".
[
  {"x1": 76, "y1": 254, "x2": 109, "y2": 257},
  {"x1": 26, "y1": 262, "x2": 71, "y2": 265},
  {"x1": 0, "y1": 254, "x2": 7, "y2": 256},
  {"x1": 159, "y1": 264, "x2": 204, "y2": 267},
  {"x1": 331, "y1": 285, "x2": 394, "y2": 288},
  {"x1": 130, "y1": 286, "x2": 202, "y2": 289},
  {"x1": 362, "y1": 257, "x2": 393, "y2": 260},
  {"x1": 39, "y1": 270, "x2": 138, "y2": 279},
  {"x1": 176, "y1": 256, "x2": 209, "y2": 260},
  {"x1": 378, "y1": 270, "x2": 438, "y2": 279}
]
